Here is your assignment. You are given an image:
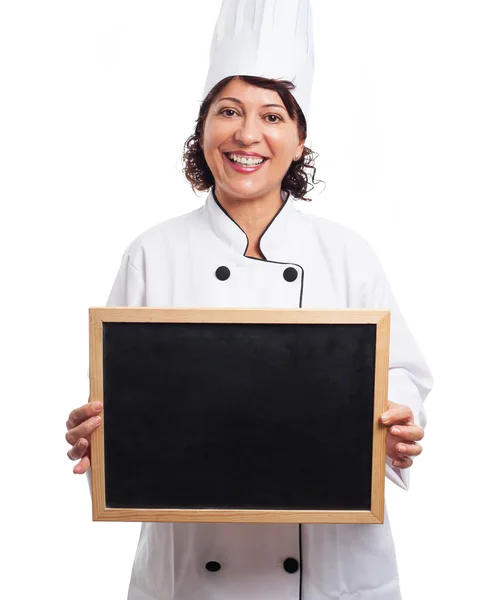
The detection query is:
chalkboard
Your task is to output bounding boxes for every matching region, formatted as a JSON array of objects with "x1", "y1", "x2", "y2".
[{"x1": 89, "y1": 308, "x2": 390, "y2": 524}]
